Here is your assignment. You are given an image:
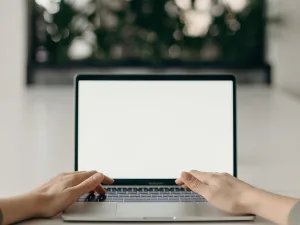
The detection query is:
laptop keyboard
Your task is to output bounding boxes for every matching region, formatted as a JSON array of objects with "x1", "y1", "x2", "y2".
[{"x1": 77, "y1": 187, "x2": 207, "y2": 203}]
